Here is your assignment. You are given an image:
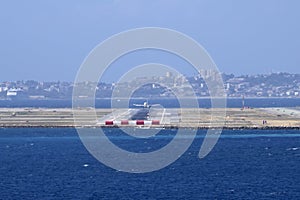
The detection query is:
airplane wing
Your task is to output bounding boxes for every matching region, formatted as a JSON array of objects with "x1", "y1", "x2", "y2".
[
  {"x1": 151, "y1": 104, "x2": 160, "y2": 106},
  {"x1": 133, "y1": 104, "x2": 144, "y2": 107}
]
